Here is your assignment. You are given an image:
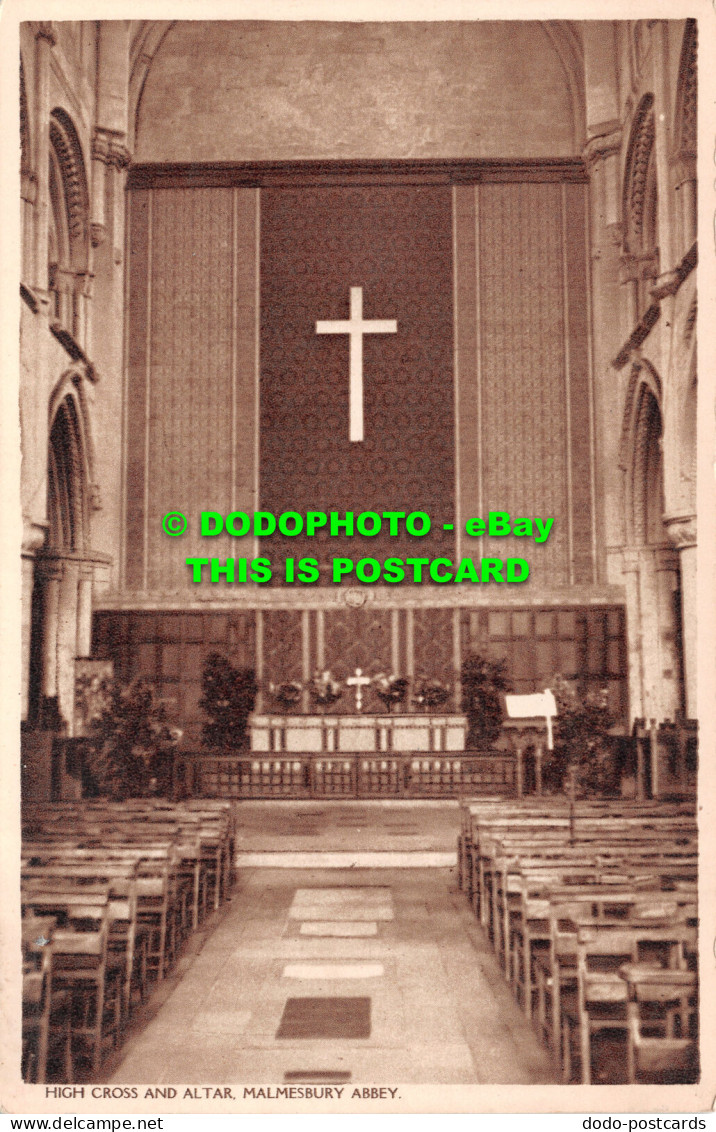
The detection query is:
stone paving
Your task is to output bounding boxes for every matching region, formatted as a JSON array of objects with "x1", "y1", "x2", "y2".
[{"x1": 108, "y1": 864, "x2": 558, "y2": 1085}]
